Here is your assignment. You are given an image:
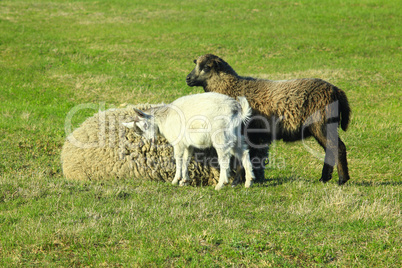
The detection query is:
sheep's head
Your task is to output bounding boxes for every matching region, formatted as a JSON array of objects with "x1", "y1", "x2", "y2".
[
  {"x1": 122, "y1": 108, "x2": 158, "y2": 142},
  {"x1": 186, "y1": 54, "x2": 238, "y2": 90}
]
